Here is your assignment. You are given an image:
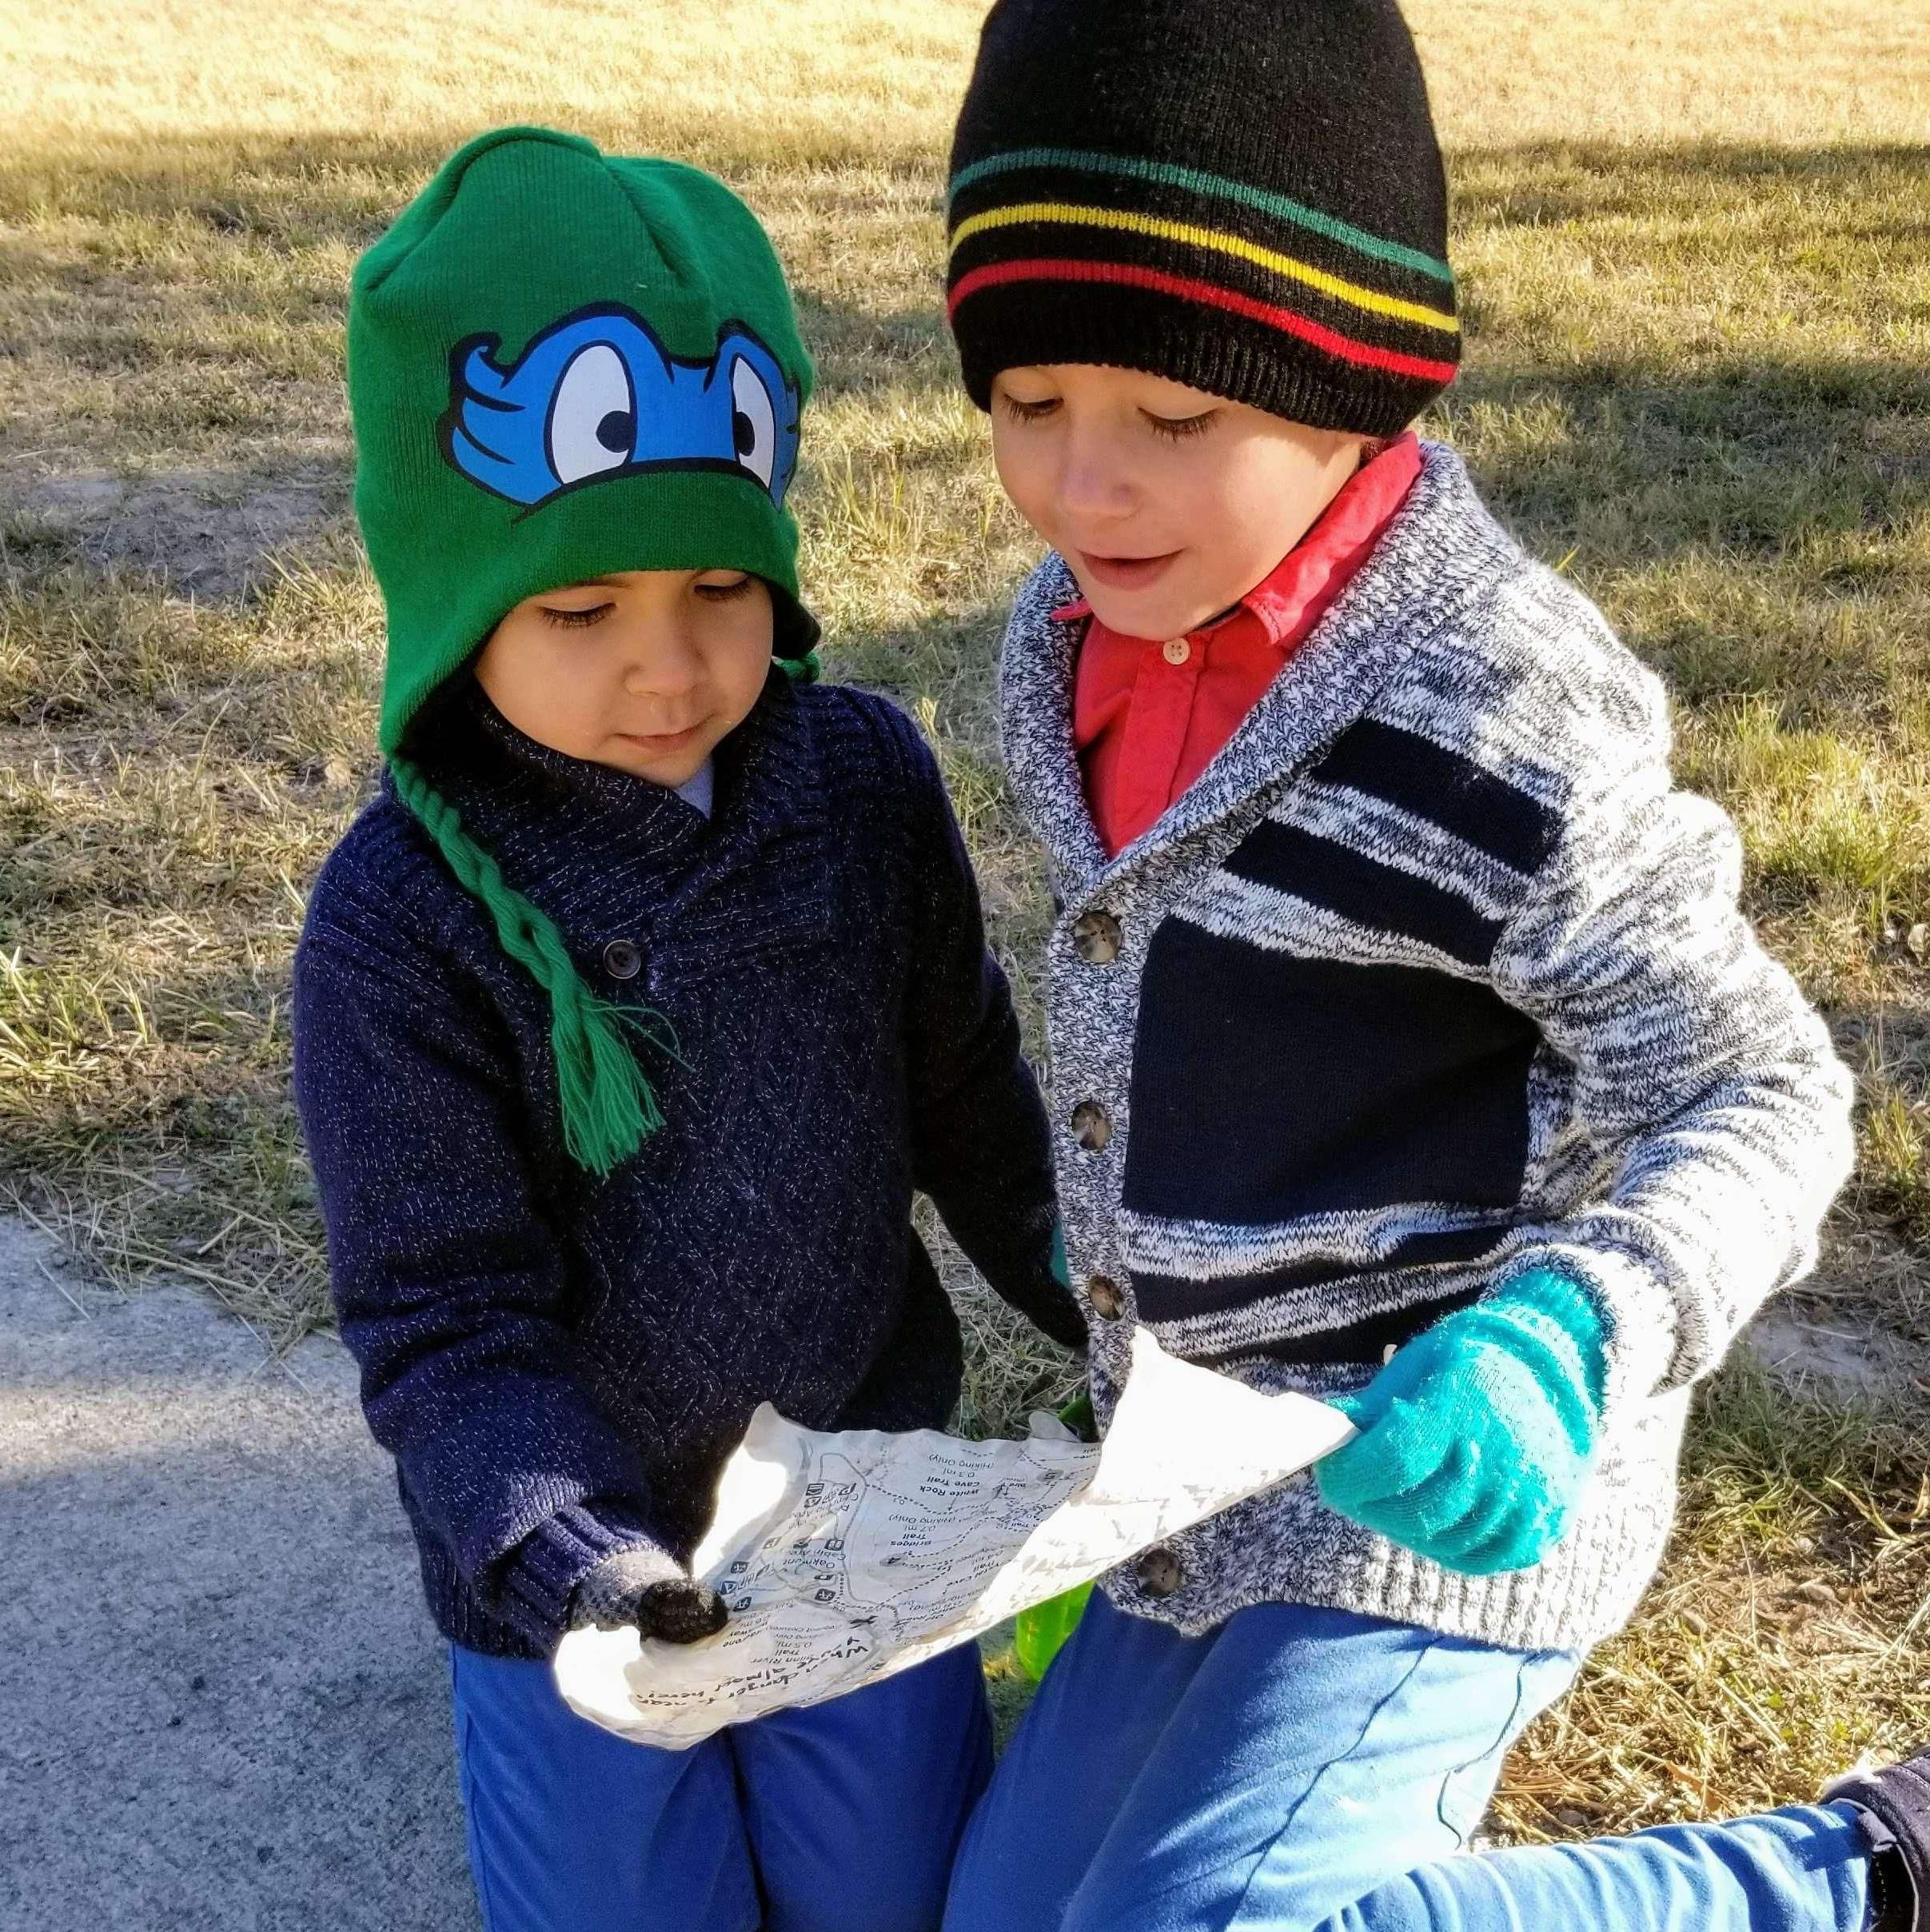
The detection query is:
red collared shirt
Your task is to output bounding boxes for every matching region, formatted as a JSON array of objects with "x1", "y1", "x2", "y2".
[{"x1": 1057, "y1": 431, "x2": 1424, "y2": 856}]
